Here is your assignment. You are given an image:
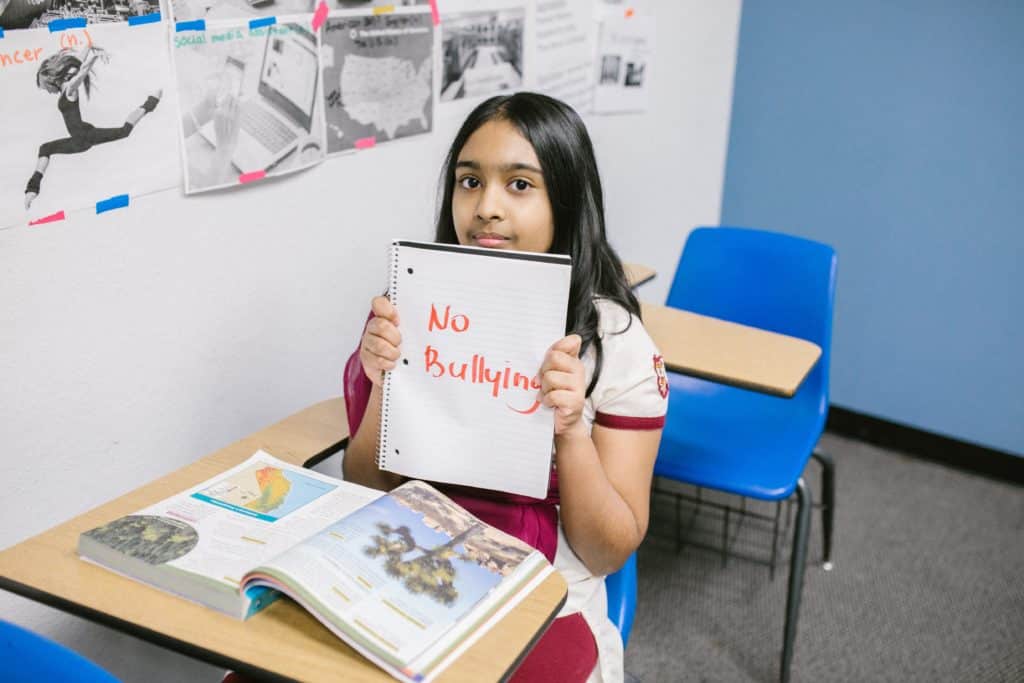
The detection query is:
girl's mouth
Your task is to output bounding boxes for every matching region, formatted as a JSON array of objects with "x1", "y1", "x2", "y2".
[{"x1": 473, "y1": 233, "x2": 511, "y2": 248}]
